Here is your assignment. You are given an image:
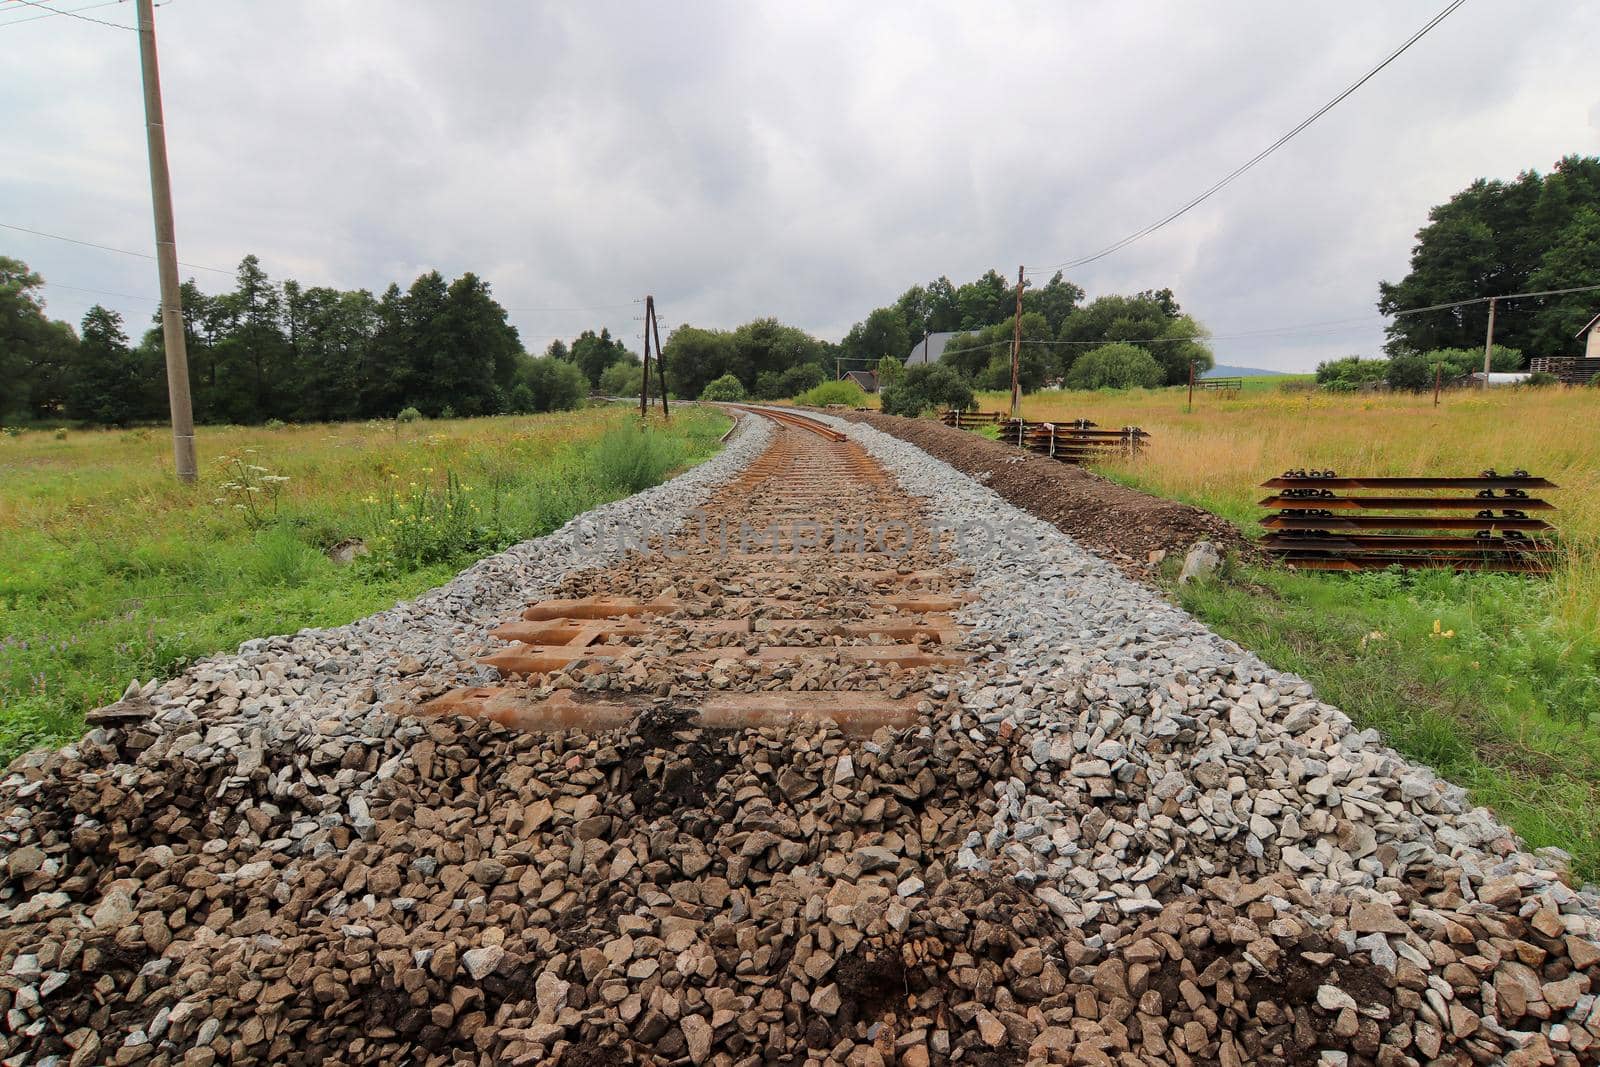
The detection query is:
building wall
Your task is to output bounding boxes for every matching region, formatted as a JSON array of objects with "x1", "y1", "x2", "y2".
[{"x1": 1588, "y1": 324, "x2": 1600, "y2": 359}]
